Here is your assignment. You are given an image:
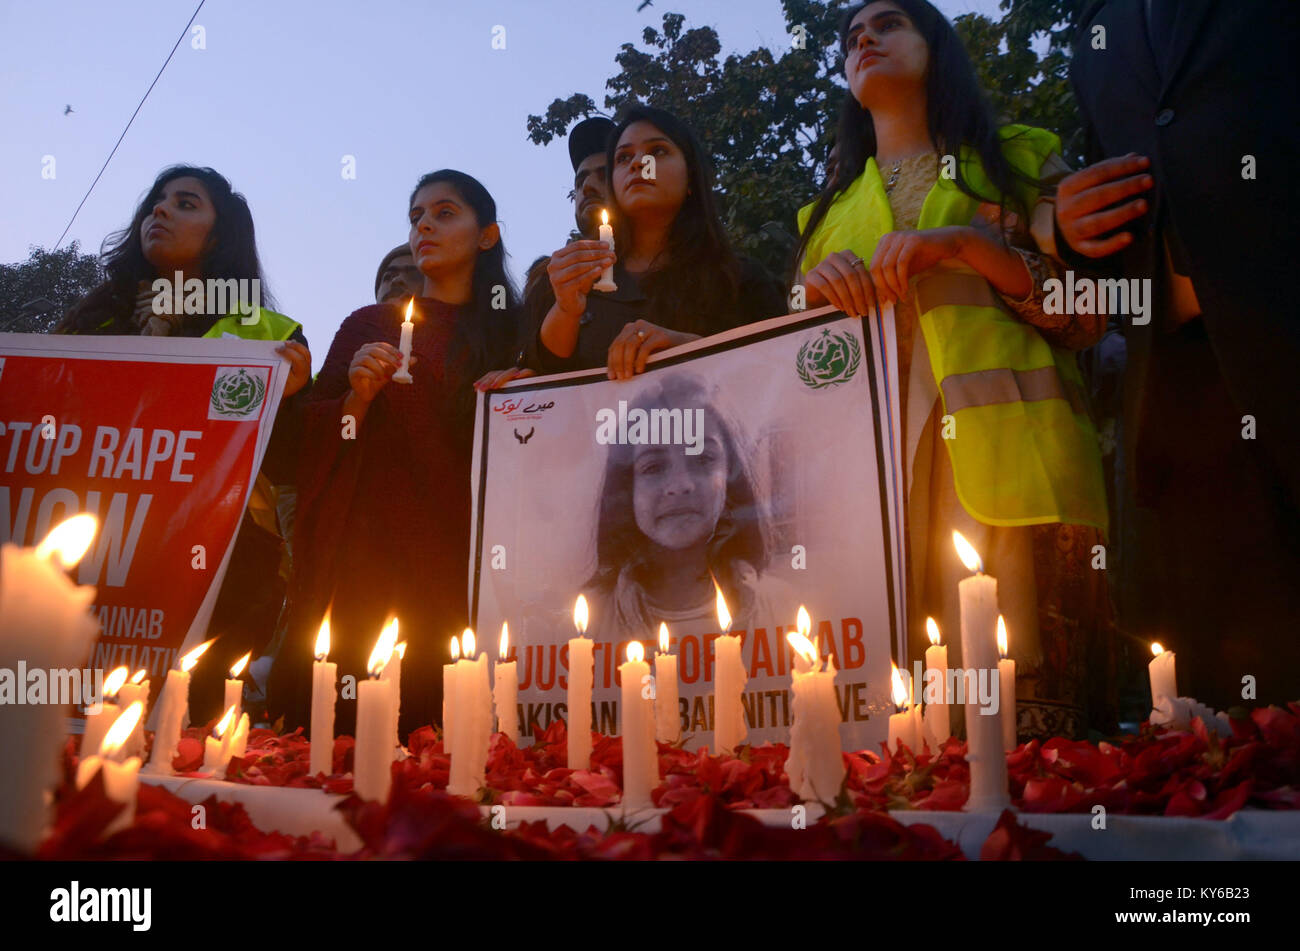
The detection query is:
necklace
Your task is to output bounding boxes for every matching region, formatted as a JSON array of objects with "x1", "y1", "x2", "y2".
[{"x1": 878, "y1": 151, "x2": 934, "y2": 192}]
